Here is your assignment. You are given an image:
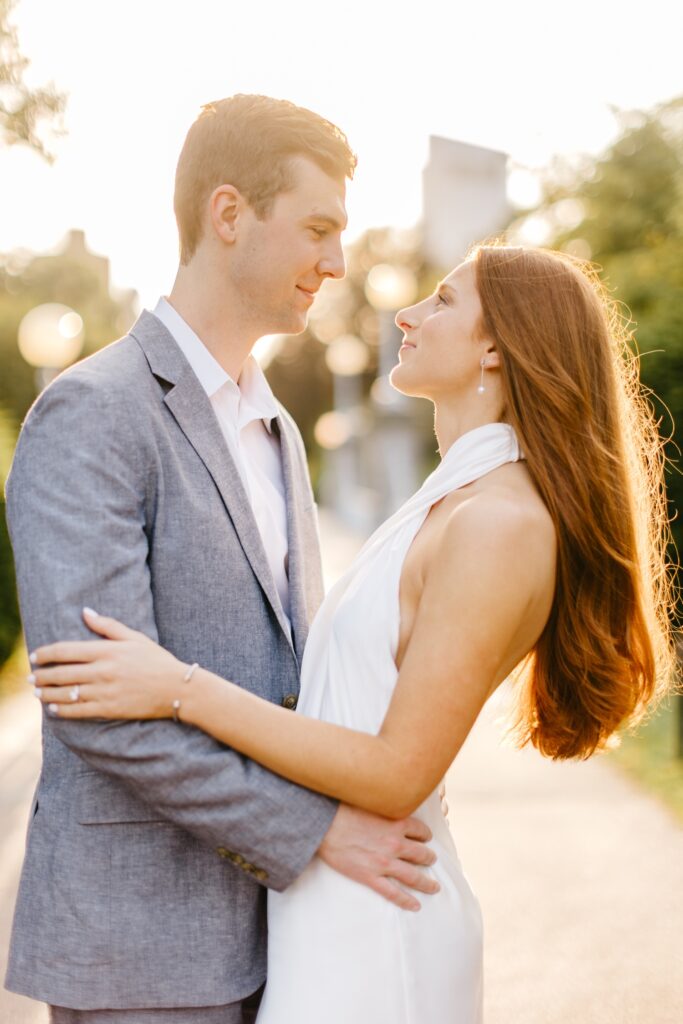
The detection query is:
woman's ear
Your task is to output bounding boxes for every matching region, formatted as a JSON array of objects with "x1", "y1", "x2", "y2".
[
  {"x1": 209, "y1": 184, "x2": 243, "y2": 245},
  {"x1": 482, "y1": 343, "x2": 500, "y2": 370}
]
